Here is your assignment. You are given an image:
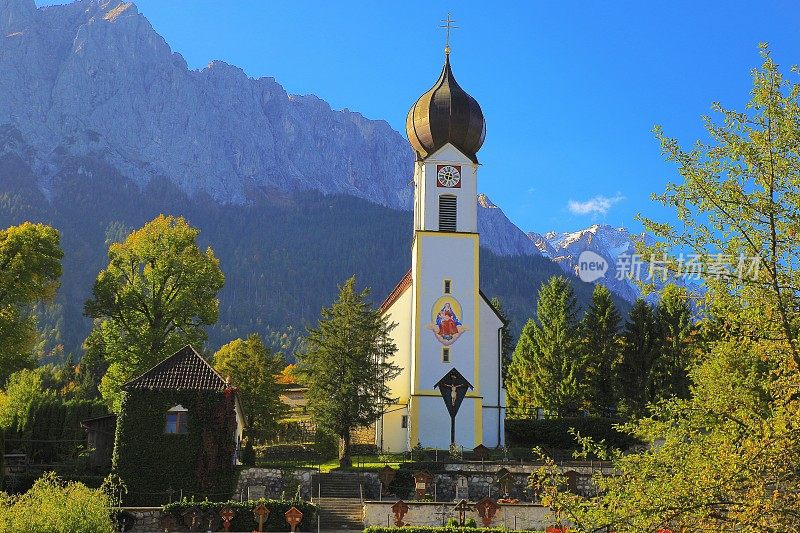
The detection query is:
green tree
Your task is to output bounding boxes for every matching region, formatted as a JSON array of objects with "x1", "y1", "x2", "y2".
[
  {"x1": 0, "y1": 369, "x2": 54, "y2": 430},
  {"x1": 84, "y1": 215, "x2": 224, "y2": 411},
  {"x1": 0, "y1": 223, "x2": 63, "y2": 383},
  {"x1": 617, "y1": 298, "x2": 658, "y2": 418},
  {"x1": 490, "y1": 296, "x2": 514, "y2": 384},
  {"x1": 296, "y1": 276, "x2": 400, "y2": 467},
  {"x1": 581, "y1": 284, "x2": 622, "y2": 416},
  {"x1": 507, "y1": 276, "x2": 583, "y2": 417},
  {"x1": 213, "y1": 334, "x2": 286, "y2": 442},
  {"x1": 505, "y1": 318, "x2": 536, "y2": 418},
  {"x1": 540, "y1": 46, "x2": 800, "y2": 531},
  {"x1": 651, "y1": 284, "x2": 694, "y2": 402}
]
